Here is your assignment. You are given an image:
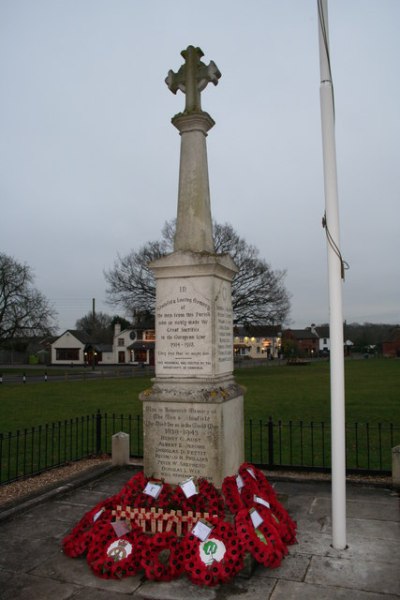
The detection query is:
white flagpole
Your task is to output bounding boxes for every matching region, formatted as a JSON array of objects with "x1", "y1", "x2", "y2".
[{"x1": 317, "y1": 0, "x2": 347, "y2": 550}]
